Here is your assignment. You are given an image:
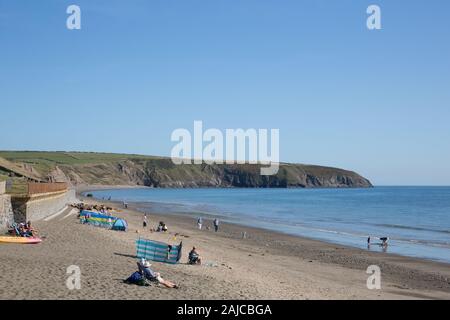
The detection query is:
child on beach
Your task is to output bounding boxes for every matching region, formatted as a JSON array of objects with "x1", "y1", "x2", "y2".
[
  {"x1": 213, "y1": 218, "x2": 219, "y2": 232},
  {"x1": 156, "y1": 221, "x2": 168, "y2": 232},
  {"x1": 143, "y1": 214, "x2": 148, "y2": 229},
  {"x1": 197, "y1": 217, "x2": 203, "y2": 230}
]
